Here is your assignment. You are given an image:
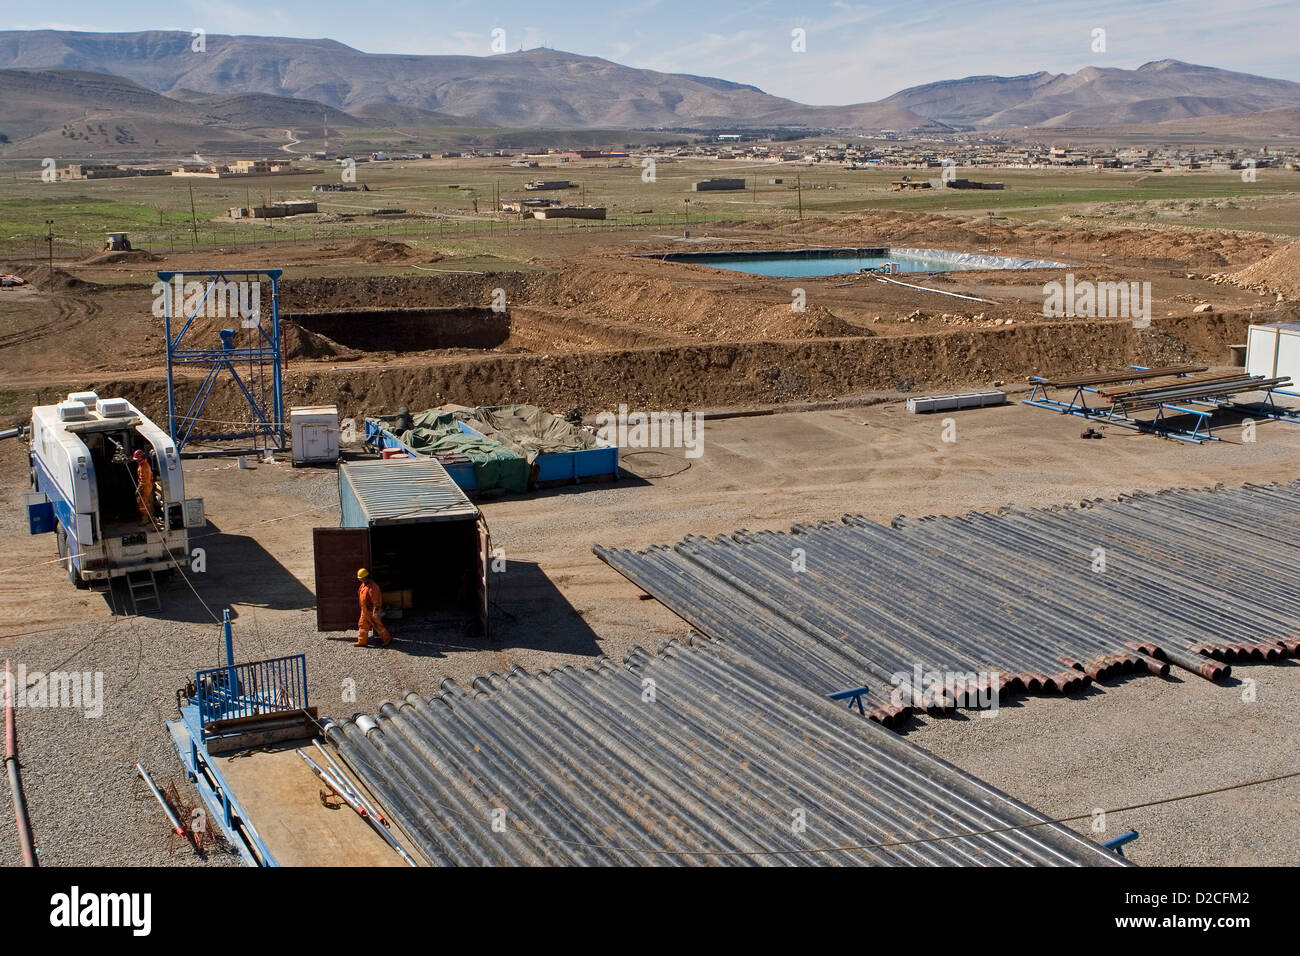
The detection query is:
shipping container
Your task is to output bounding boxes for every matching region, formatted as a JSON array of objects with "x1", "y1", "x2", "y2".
[{"x1": 312, "y1": 458, "x2": 489, "y2": 637}]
